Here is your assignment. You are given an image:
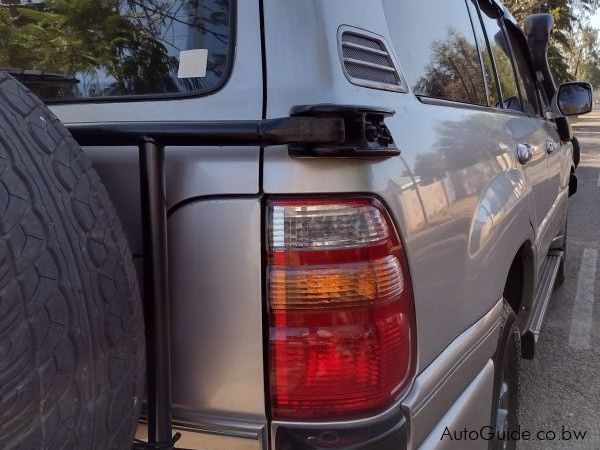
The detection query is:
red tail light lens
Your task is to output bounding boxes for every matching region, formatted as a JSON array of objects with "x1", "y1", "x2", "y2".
[{"x1": 267, "y1": 197, "x2": 416, "y2": 421}]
